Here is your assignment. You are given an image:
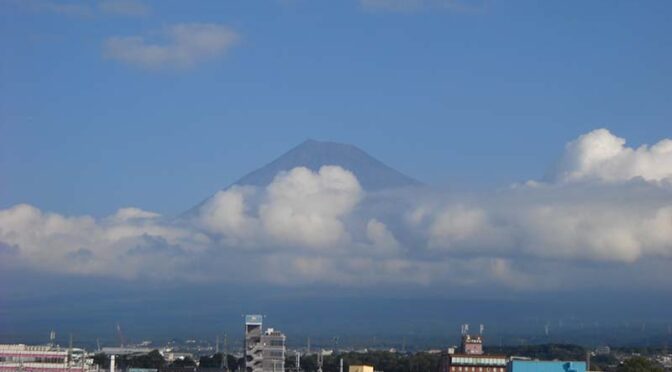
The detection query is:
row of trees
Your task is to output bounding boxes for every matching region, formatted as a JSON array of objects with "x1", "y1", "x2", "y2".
[
  {"x1": 92, "y1": 346, "x2": 665, "y2": 372},
  {"x1": 92, "y1": 350, "x2": 198, "y2": 370},
  {"x1": 286, "y1": 351, "x2": 441, "y2": 372}
]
